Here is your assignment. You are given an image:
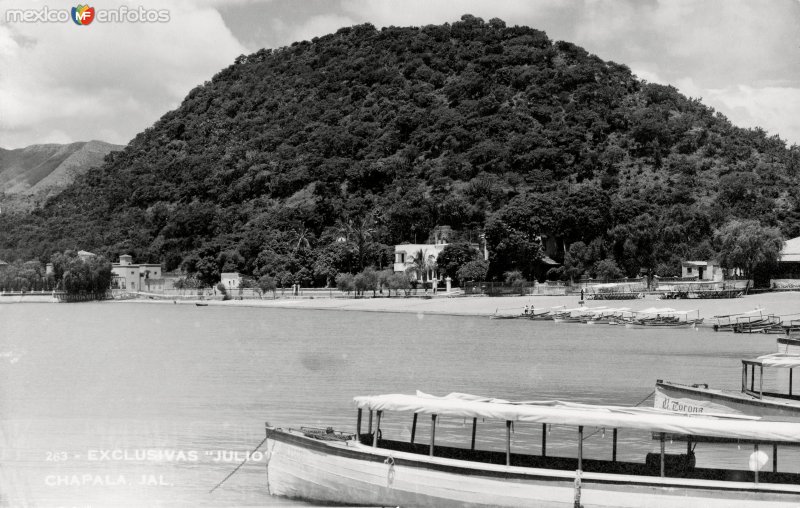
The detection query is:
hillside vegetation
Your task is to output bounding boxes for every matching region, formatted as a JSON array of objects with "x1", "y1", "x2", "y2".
[
  {"x1": 0, "y1": 140, "x2": 122, "y2": 211},
  {"x1": 2, "y1": 15, "x2": 799, "y2": 285}
]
